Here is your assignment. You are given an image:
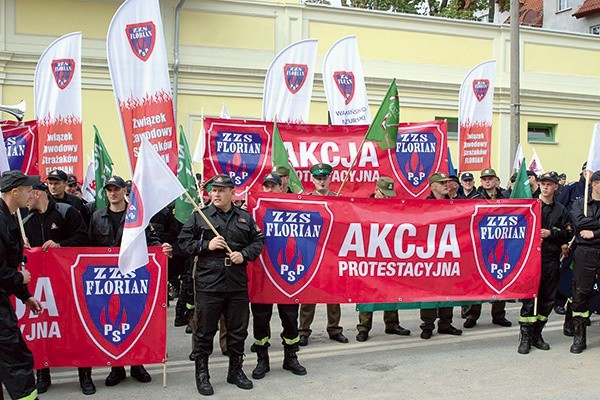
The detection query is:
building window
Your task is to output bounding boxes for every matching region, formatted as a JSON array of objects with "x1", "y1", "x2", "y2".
[
  {"x1": 558, "y1": 0, "x2": 572, "y2": 12},
  {"x1": 591, "y1": 25, "x2": 600, "y2": 35},
  {"x1": 436, "y1": 117, "x2": 458, "y2": 140},
  {"x1": 527, "y1": 123, "x2": 556, "y2": 143}
]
